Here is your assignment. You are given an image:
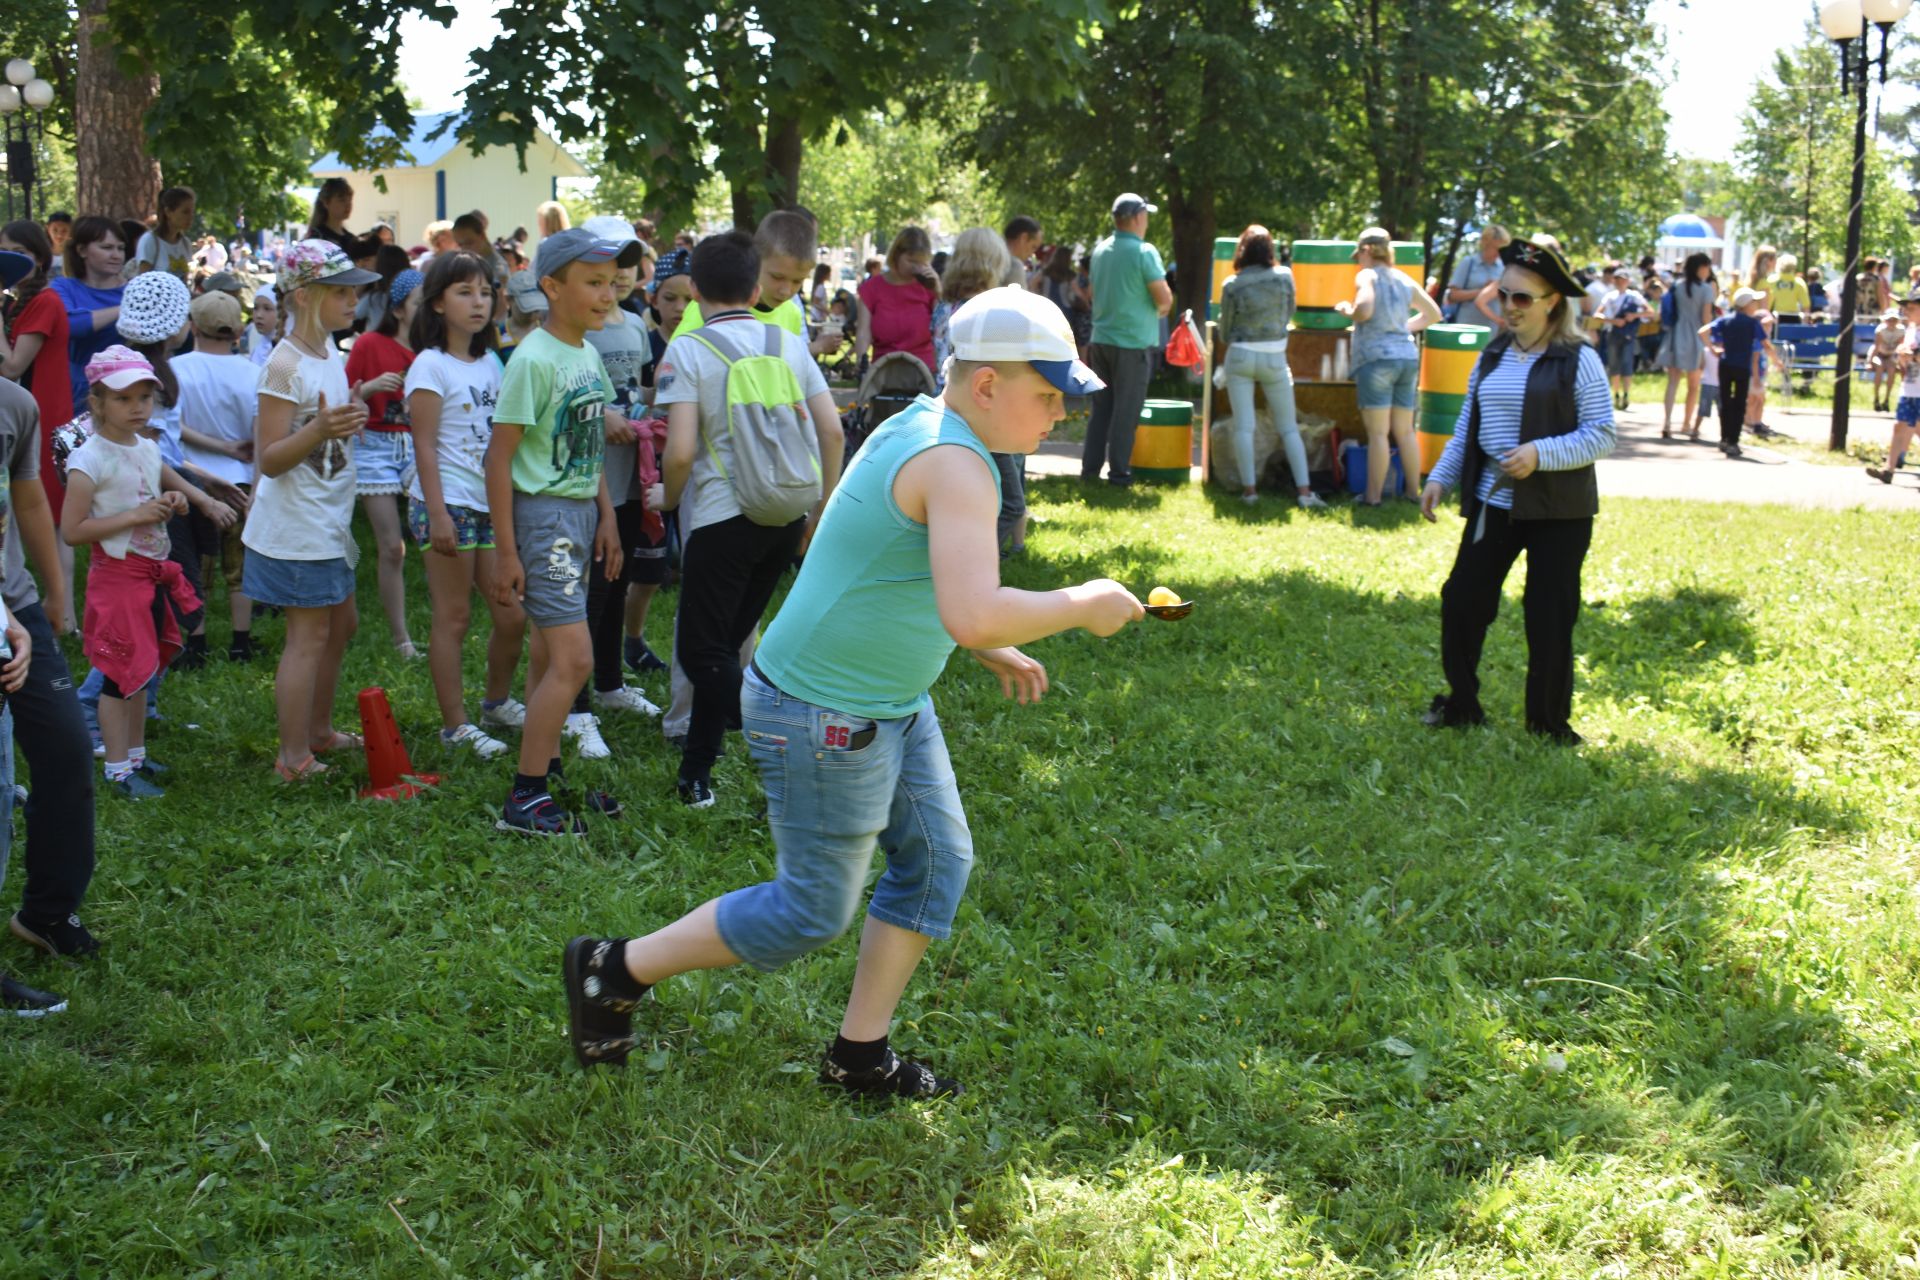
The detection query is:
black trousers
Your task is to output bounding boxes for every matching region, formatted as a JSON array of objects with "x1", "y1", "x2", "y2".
[
  {"x1": 8, "y1": 601, "x2": 97, "y2": 924},
  {"x1": 675, "y1": 514, "x2": 804, "y2": 782},
  {"x1": 574, "y1": 501, "x2": 651, "y2": 707},
  {"x1": 1439, "y1": 507, "x2": 1593, "y2": 737},
  {"x1": 1717, "y1": 362, "x2": 1751, "y2": 447}
]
